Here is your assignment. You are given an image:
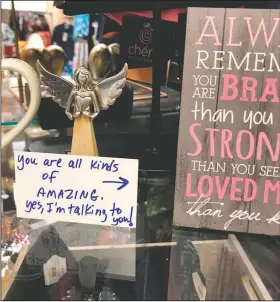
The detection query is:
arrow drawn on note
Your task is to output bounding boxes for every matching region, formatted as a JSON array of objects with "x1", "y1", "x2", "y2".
[{"x1": 102, "y1": 177, "x2": 129, "y2": 190}]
